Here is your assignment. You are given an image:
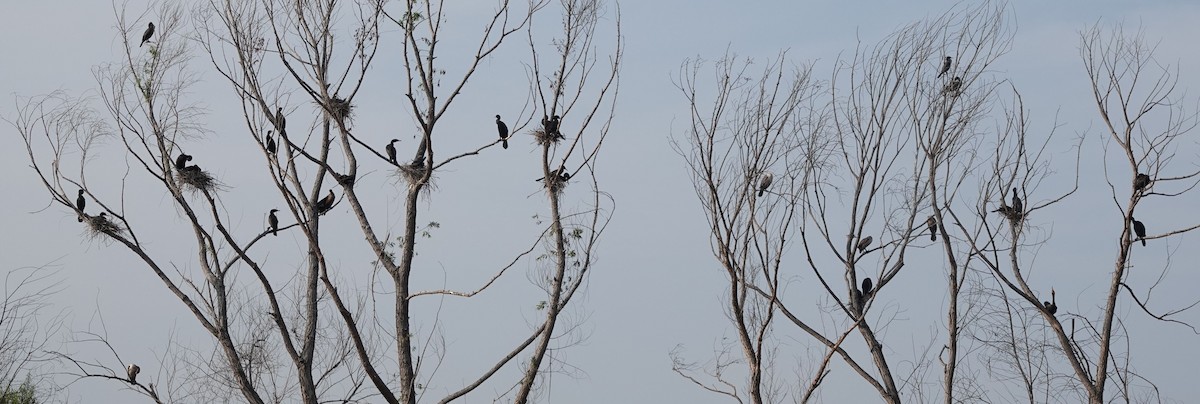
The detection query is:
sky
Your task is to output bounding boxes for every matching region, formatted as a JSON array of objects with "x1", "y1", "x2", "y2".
[{"x1": 3, "y1": 1, "x2": 1200, "y2": 403}]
